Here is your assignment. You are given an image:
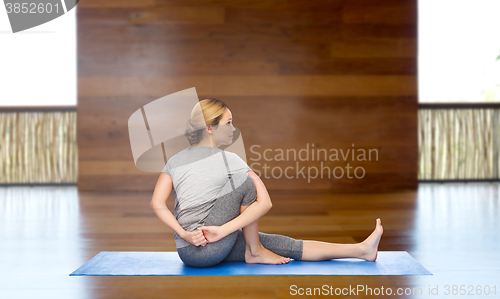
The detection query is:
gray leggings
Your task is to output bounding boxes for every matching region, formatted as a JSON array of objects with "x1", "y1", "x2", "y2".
[{"x1": 176, "y1": 174, "x2": 303, "y2": 268}]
